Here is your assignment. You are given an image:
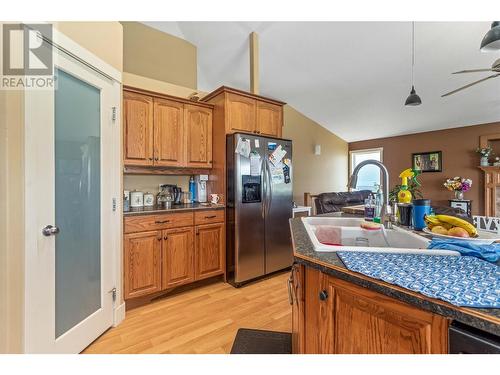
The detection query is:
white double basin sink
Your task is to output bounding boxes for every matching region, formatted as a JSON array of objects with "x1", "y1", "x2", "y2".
[{"x1": 302, "y1": 216, "x2": 459, "y2": 256}]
